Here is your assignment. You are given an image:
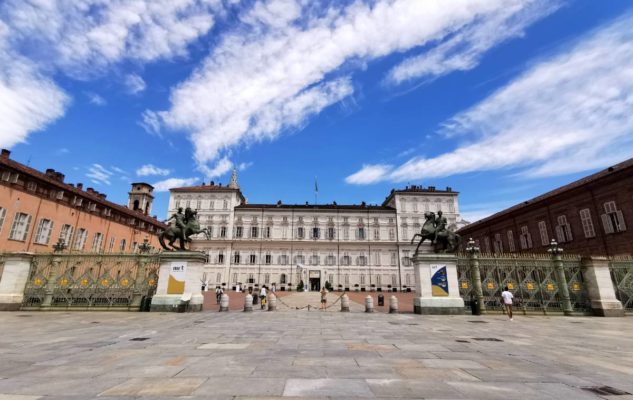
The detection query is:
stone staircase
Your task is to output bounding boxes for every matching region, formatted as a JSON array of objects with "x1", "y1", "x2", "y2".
[{"x1": 274, "y1": 291, "x2": 365, "y2": 312}]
